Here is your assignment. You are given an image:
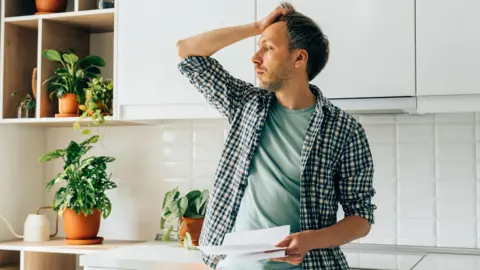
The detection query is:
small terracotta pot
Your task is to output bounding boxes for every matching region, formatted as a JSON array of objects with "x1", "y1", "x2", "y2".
[
  {"x1": 58, "y1": 94, "x2": 79, "y2": 115},
  {"x1": 62, "y1": 208, "x2": 101, "y2": 240},
  {"x1": 35, "y1": 0, "x2": 68, "y2": 14},
  {"x1": 179, "y1": 217, "x2": 204, "y2": 246}
]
